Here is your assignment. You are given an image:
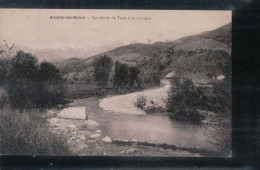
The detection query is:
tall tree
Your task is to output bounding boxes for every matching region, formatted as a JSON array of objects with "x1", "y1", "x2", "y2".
[
  {"x1": 92, "y1": 55, "x2": 113, "y2": 89},
  {"x1": 113, "y1": 61, "x2": 129, "y2": 89},
  {"x1": 6, "y1": 50, "x2": 39, "y2": 109},
  {"x1": 166, "y1": 77, "x2": 205, "y2": 124},
  {"x1": 128, "y1": 66, "x2": 140, "y2": 88},
  {"x1": 37, "y1": 61, "x2": 65, "y2": 107},
  {"x1": 0, "y1": 42, "x2": 15, "y2": 86},
  {"x1": 6, "y1": 50, "x2": 66, "y2": 109}
]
